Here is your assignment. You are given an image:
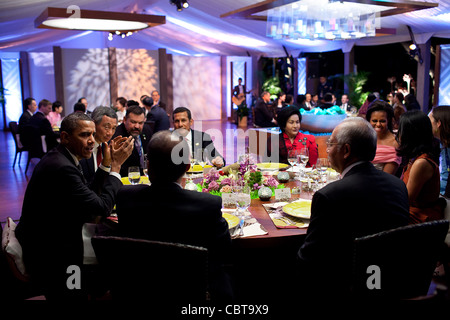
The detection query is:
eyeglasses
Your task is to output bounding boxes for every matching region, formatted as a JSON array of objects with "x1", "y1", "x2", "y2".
[{"x1": 326, "y1": 140, "x2": 342, "y2": 148}]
